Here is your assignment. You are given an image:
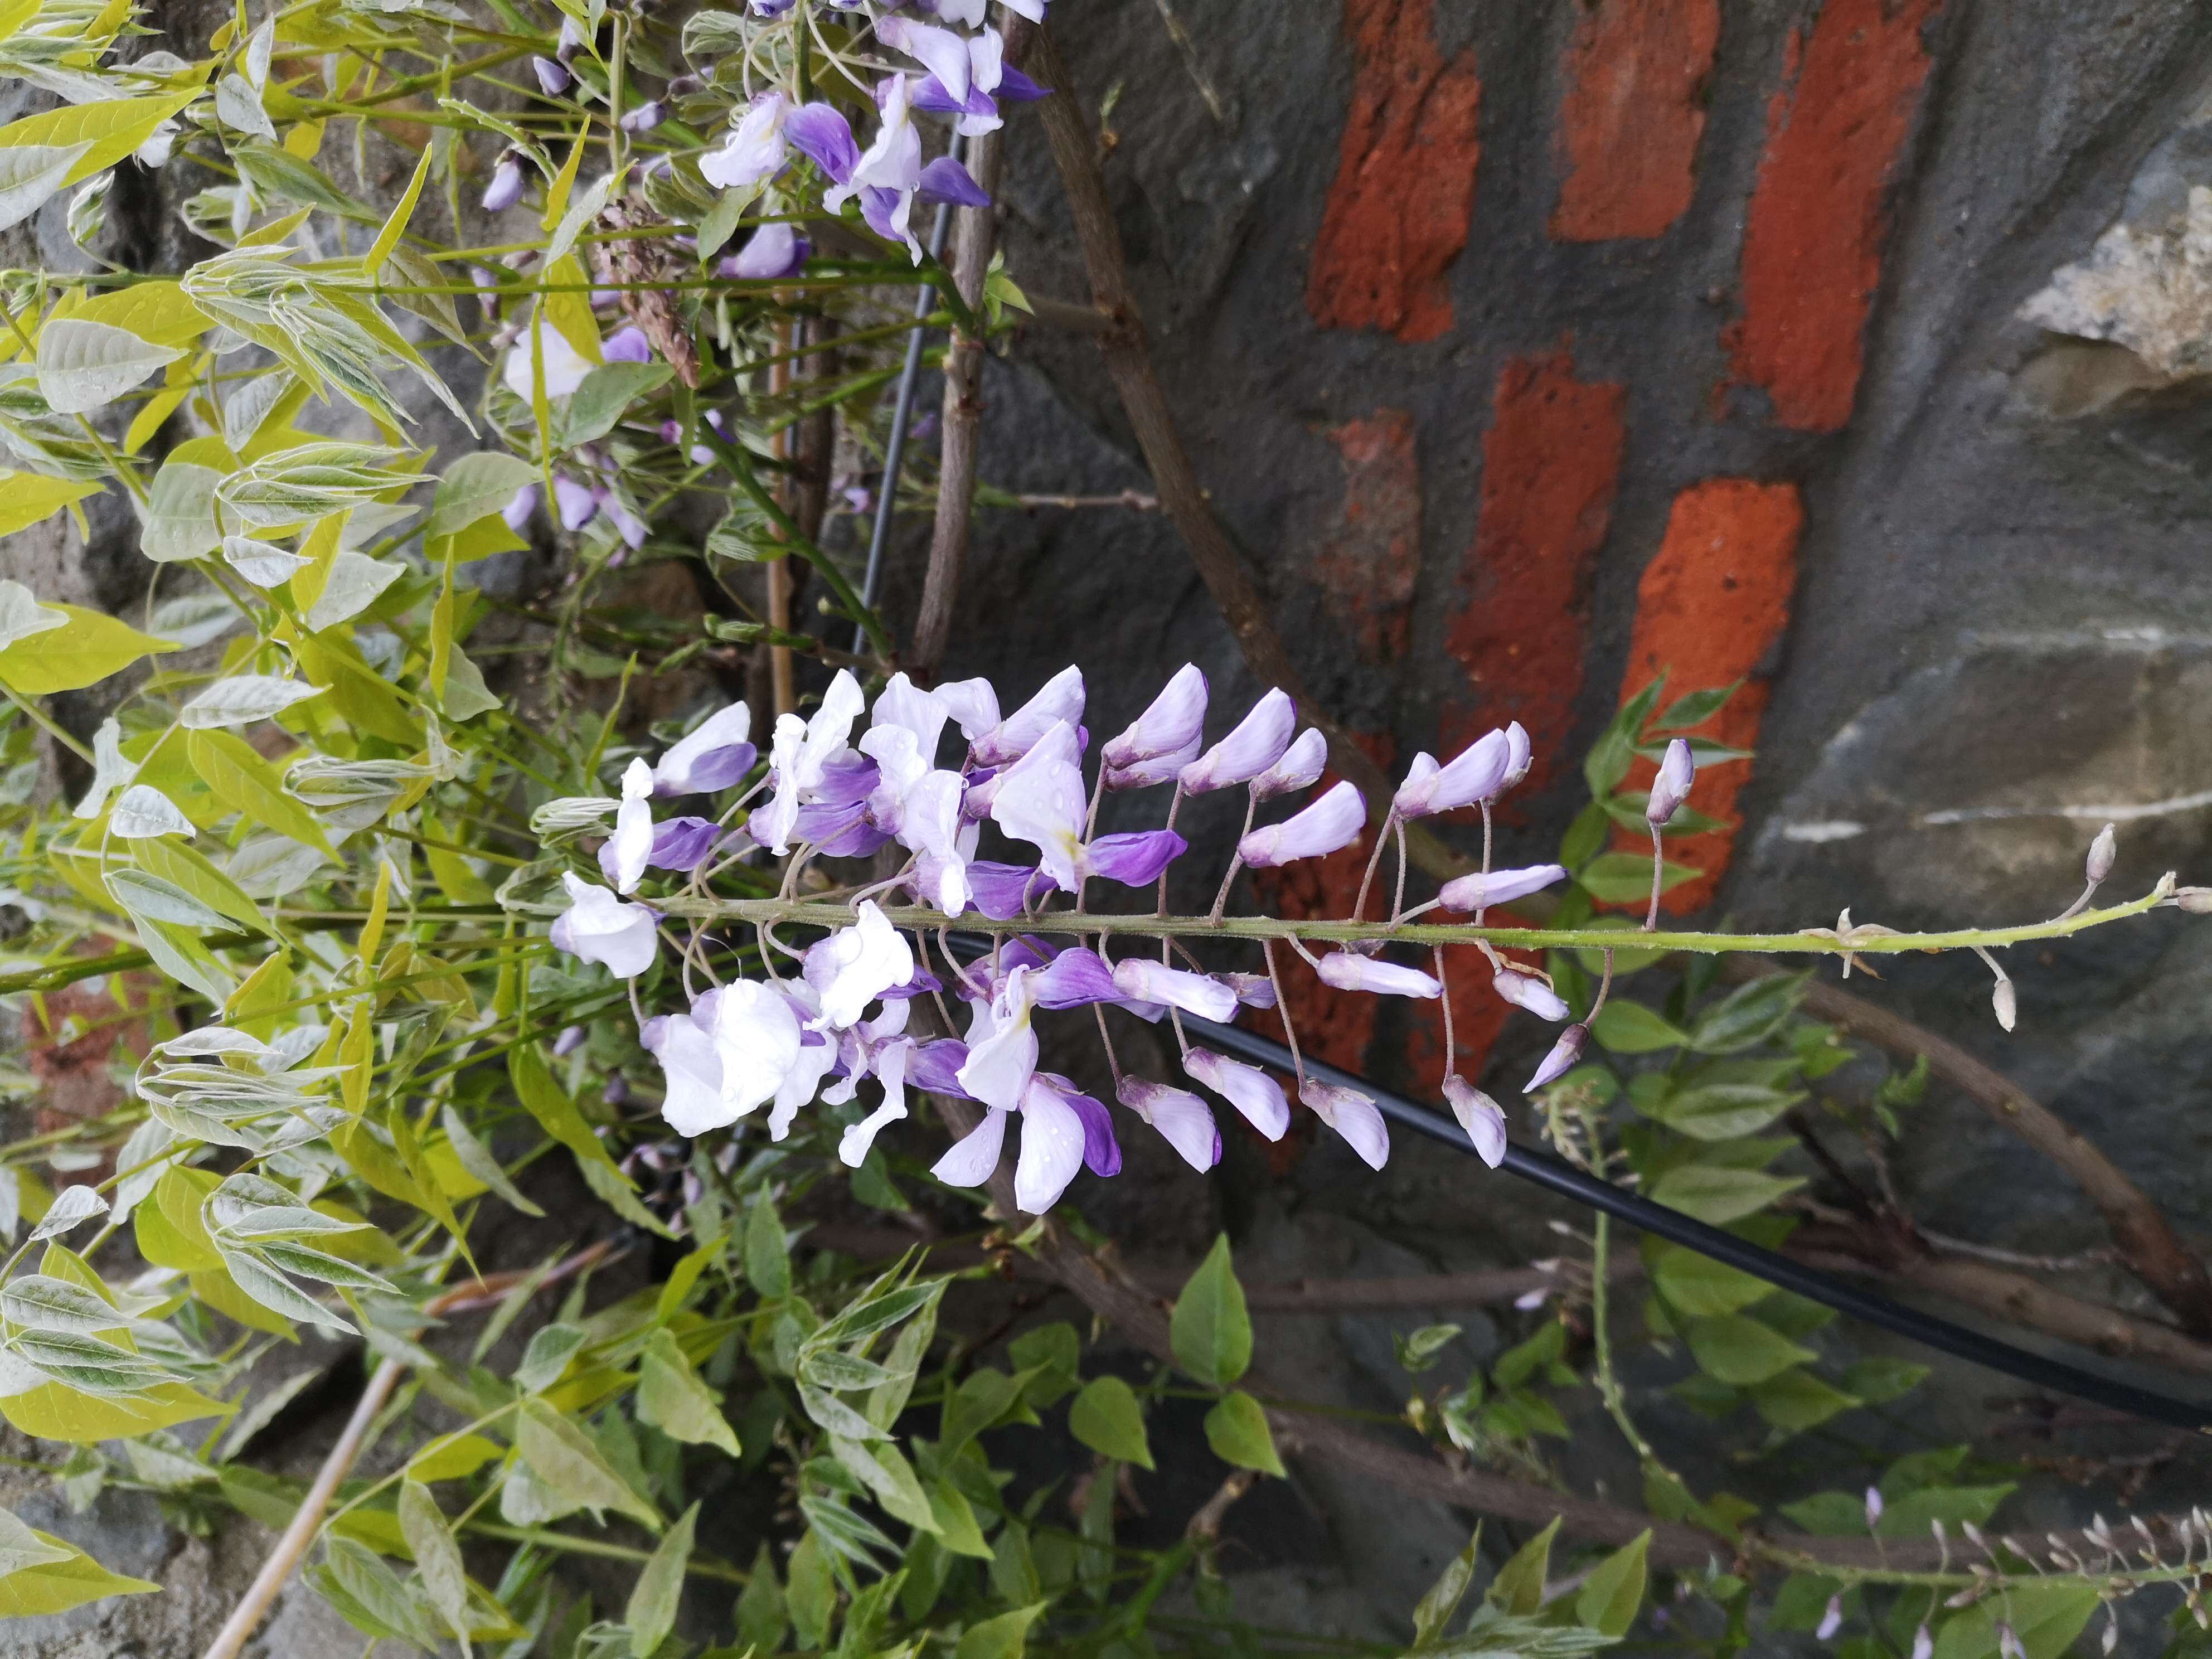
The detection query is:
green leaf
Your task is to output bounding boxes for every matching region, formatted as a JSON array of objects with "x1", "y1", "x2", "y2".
[
  {"x1": 939, "y1": 1366, "x2": 1021, "y2": 1455},
  {"x1": 1878, "y1": 1483, "x2": 2015, "y2": 1542},
  {"x1": 1558, "y1": 802, "x2": 1610, "y2": 871},
  {"x1": 187, "y1": 729, "x2": 337, "y2": 857},
  {"x1": 0, "y1": 93, "x2": 194, "y2": 185},
  {"x1": 637, "y1": 1328, "x2": 740, "y2": 1455},
  {"x1": 516, "y1": 1398, "x2": 661, "y2": 1531},
  {"x1": 1171, "y1": 1234, "x2": 1251, "y2": 1389},
  {"x1": 510, "y1": 1044, "x2": 628, "y2": 1183},
  {"x1": 515, "y1": 1322, "x2": 586, "y2": 1393},
  {"x1": 1589, "y1": 1000, "x2": 1687, "y2": 1055},
  {"x1": 1067, "y1": 1375, "x2": 1153, "y2": 1470},
  {"x1": 1839, "y1": 1357, "x2": 1928, "y2": 1405},
  {"x1": 397, "y1": 1479, "x2": 470, "y2": 1646},
  {"x1": 735, "y1": 1542, "x2": 786, "y2": 1653},
  {"x1": 830, "y1": 1434, "x2": 937, "y2": 1534},
  {"x1": 426, "y1": 450, "x2": 538, "y2": 539},
  {"x1": 1576, "y1": 852, "x2": 1698, "y2": 905},
  {"x1": 559, "y1": 361, "x2": 673, "y2": 449},
  {"x1": 1574, "y1": 1530, "x2": 1648, "y2": 1637},
  {"x1": 1644, "y1": 1081, "x2": 1801, "y2": 1141},
  {"x1": 955, "y1": 1603, "x2": 1048, "y2": 1659},
  {"x1": 437, "y1": 1105, "x2": 544, "y2": 1217},
  {"x1": 1650, "y1": 1246, "x2": 1774, "y2": 1317},
  {"x1": 1749, "y1": 1369, "x2": 1860, "y2": 1433},
  {"x1": 625, "y1": 1500, "x2": 696, "y2": 1658},
  {"x1": 0, "y1": 476, "x2": 98, "y2": 540},
  {"x1": 0, "y1": 1526, "x2": 158, "y2": 1617},
  {"x1": 744, "y1": 1194, "x2": 791, "y2": 1299},
  {"x1": 1202, "y1": 1390, "x2": 1284, "y2": 1477},
  {"x1": 35, "y1": 318, "x2": 182, "y2": 414},
  {"x1": 0, "y1": 603, "x2": 175, "y2": 695},
  {"x1": 1487, "y1": 1517, "x2": 1559, "y2": 1616},
  {"x1": 0, "y1": 1508, "x2": 73, "y2": 1577},
  {"x1": 1647, "y1": 1165, "x2": 1803, "y2": 1226},
  {"x1": 1687, "y1": 973, "x2": 1807, "y2": 1054},
  {"x1": 1931, "y1": 1582, "x2": 2099, "y2": 1659},
  {"x1": 1655, "y1": 682, "x2": 1739, "y2": 731},
  {"x1": 1683, "y1": 1315, "x2": 1818, "y2": 1386},
  {"x1": 1409, "y1": 1524, "x2": 1481, "y2": 1650}
]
